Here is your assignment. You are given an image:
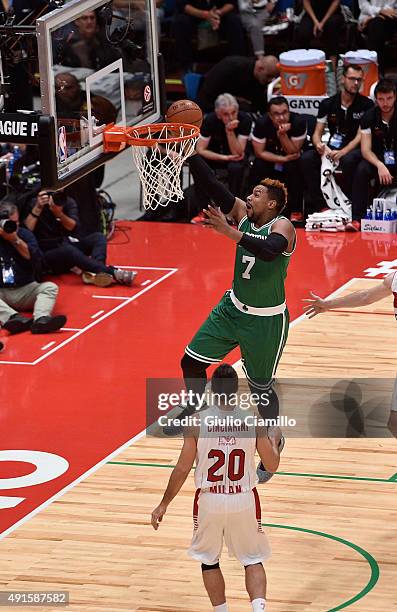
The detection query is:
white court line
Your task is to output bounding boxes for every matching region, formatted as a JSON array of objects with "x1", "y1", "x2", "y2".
[
  {"x1": 112, "y1": 265, "x2": 176, "y2": 271},
  {"x1": 0, "y1": 277, "x2": 373, "y2": 539},
  {"x1": 91, "y1": 310, "x2": 105, "y2": 319},
  {"x1": 0, "y1": 429, "x2": 146, "y2": 541},
  {"x1": 0, "y1": 360, "x2": 34, "y2": 366},
  {"x1": 62, "y1": 327, "x2": 82, "y2": 331},
  {"x1": 141, "y1": 280, "x2": 151, "y2": 286},
  {"x1": 92, "y1": 295, "x2": 130, "y2": 300},
  {"x1": 30, "y1": 267, "x2": 178, "y2": 366},
  {"x1": 41, "y1": 341, "x2": 56, "y2": 351}
]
